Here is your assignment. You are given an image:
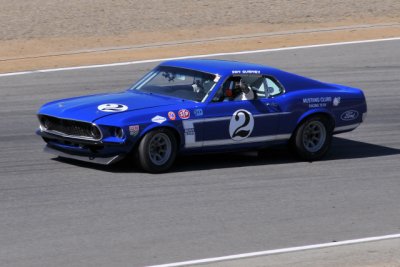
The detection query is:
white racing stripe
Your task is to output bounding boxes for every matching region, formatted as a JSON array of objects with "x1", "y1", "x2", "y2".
[
  {"x1": 201, "y1": 134, "x2": 291, "y2": 148},
  {"x1": 1, "y1": 37, "x2": 400, "y2": 78},
  {"x1": 146, "y1": 233, "x2": 400, "y2": 267},
  {"x1": 182, "y1": 113, "x2": 292, "y2": 148}
]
